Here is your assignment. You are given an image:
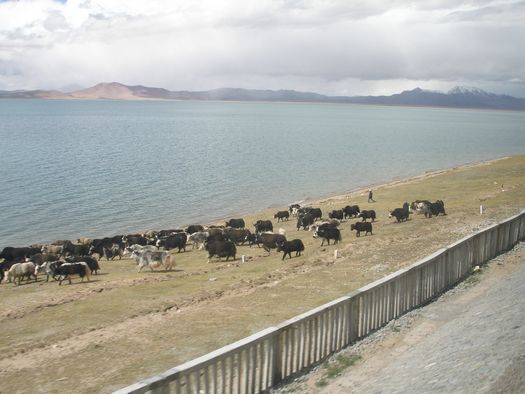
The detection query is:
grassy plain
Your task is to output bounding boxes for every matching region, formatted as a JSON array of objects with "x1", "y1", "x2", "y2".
[{"x1": 1, "y1": 155, "x2": 524, "y2": 393}]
